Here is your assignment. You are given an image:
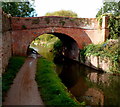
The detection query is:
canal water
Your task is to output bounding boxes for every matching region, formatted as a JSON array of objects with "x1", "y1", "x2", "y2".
[{"x1": 30, "y1": 44, "x2": 120, "y2": 106}]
